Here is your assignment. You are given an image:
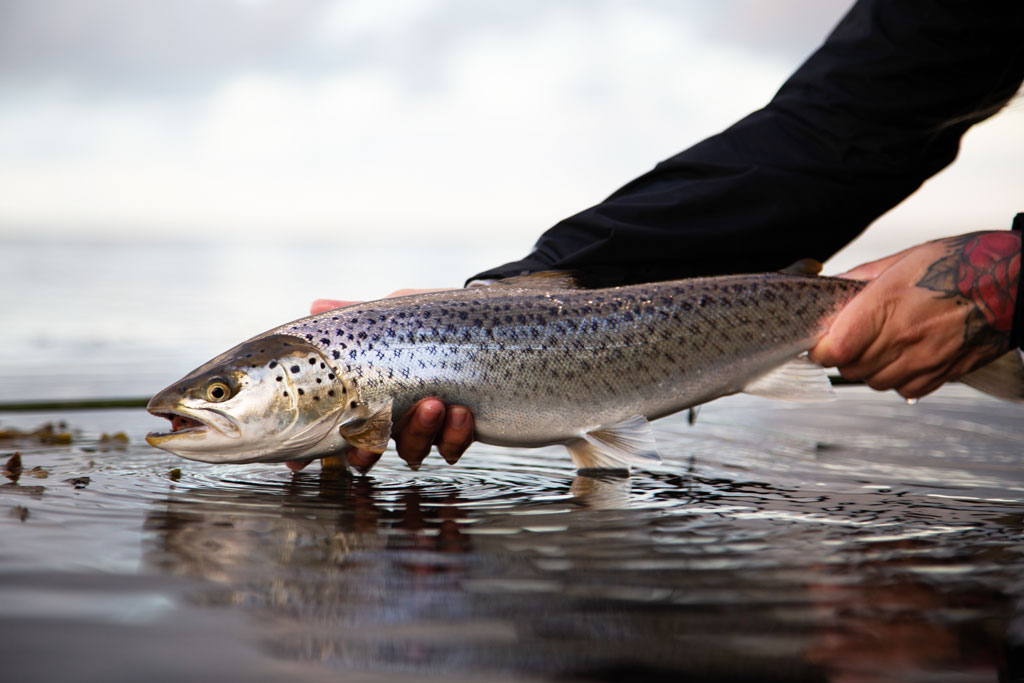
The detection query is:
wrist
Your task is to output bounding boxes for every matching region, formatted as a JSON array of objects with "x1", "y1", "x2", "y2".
[{"x1": 1011, "y1": 214, "x2": 1024, "y2": 348}]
